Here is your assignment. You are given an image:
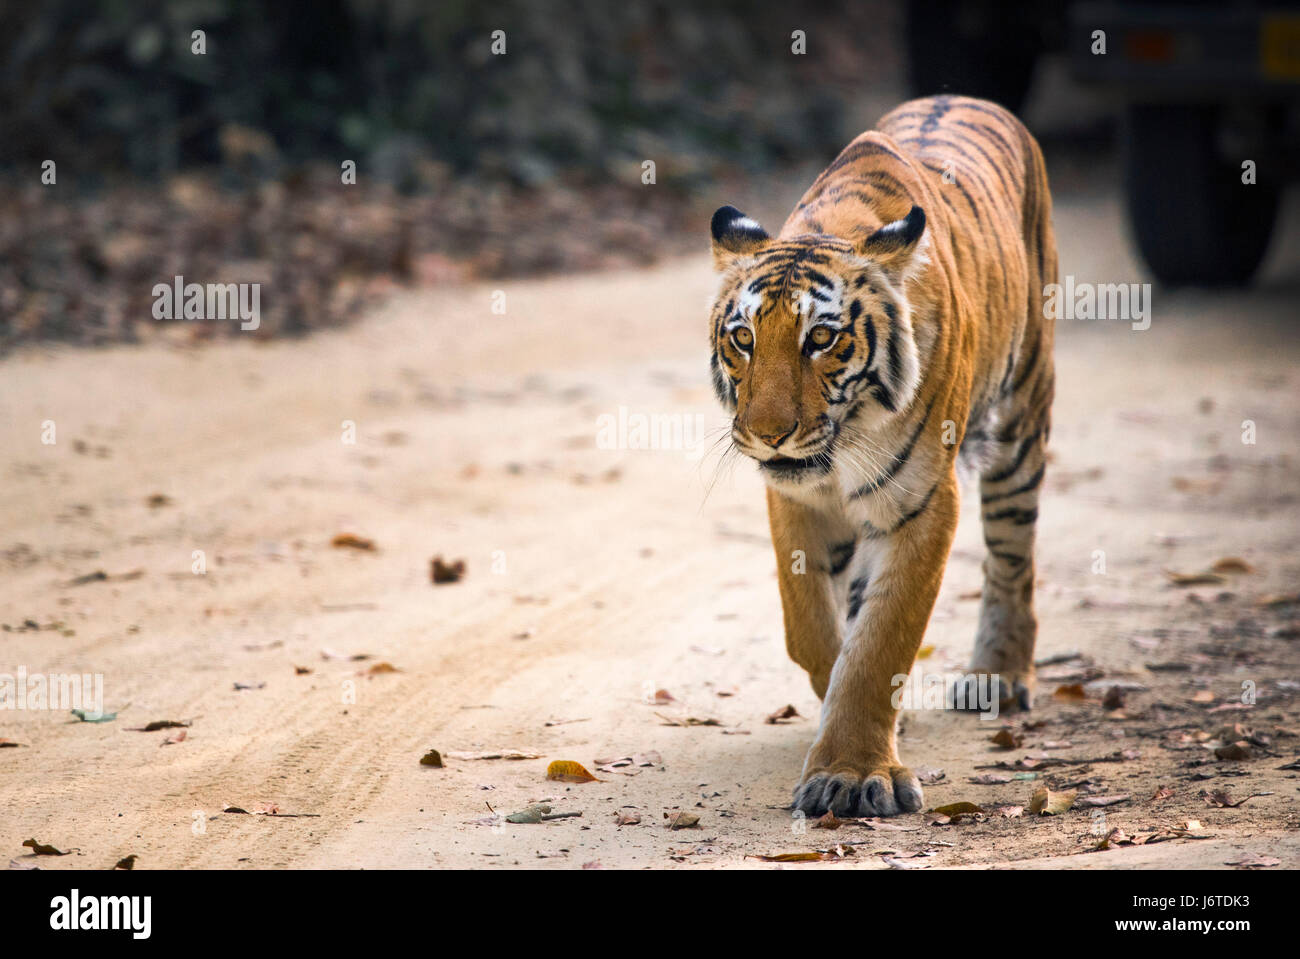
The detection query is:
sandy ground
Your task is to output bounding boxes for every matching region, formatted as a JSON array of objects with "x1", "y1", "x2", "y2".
[{"x1": 2, "y1": 189, "x2": 1299, "y2": 871}]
